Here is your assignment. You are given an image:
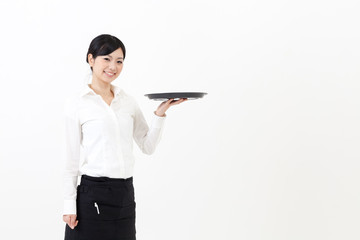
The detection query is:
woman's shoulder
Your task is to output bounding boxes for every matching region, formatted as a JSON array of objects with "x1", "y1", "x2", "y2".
[
  {"x1": 63, "y1": 93, "x2": 82, "y2": 116},
  {"x1": 118, "y1": 88, "x2": 138, "y2": 105}
]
